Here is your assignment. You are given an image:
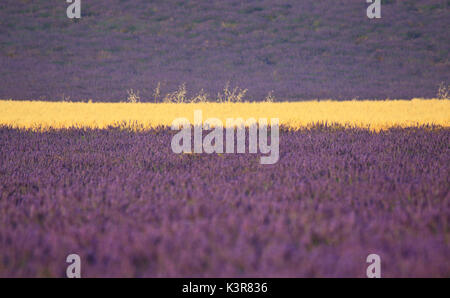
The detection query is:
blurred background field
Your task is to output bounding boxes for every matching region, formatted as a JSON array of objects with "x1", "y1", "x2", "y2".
[{"x1": 0, "y1": 0, "x2": 448, "y2": 101}]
